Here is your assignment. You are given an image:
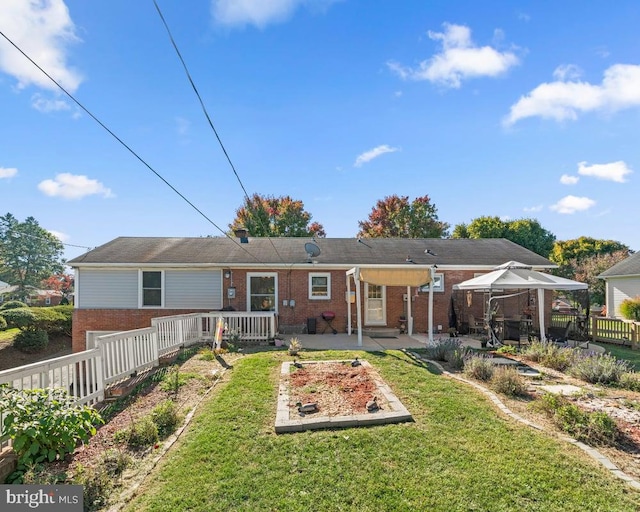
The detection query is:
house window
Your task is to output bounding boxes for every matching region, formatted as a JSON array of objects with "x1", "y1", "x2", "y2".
[
  {"x1": 45, "y1": 297, "x2": 51, "y2": 305},
  {"x1": 419, "y1": 273, "x2": 444, "y2": 293},
  {"x1": 142, "y1": 271, "x2": 163, "y2": 307},
  {"x1": 309, "y1": 273, "x2": 331, "y2": 300},
  {"x1": 248, "y1": 273, "x2": 277, "y2": 312}
]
